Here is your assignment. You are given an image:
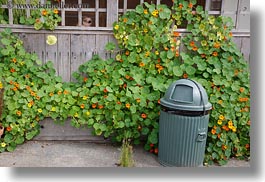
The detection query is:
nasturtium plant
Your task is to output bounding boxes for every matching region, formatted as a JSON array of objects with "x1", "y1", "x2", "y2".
[{"x1": 0, "y1": 0, "x2": 250, "y2": 166}]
